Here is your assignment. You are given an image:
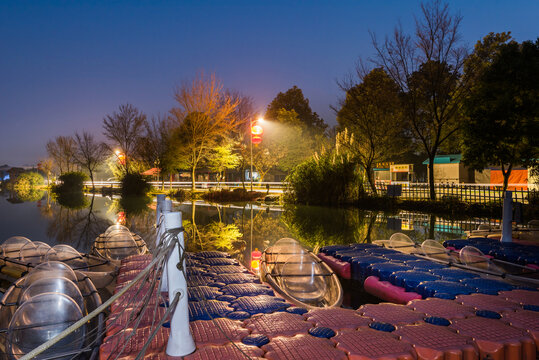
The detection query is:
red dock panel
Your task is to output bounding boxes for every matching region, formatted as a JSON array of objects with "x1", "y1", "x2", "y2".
[
  {"x1": 407, "y1": 298, "x2": 476, "y2": 319},
  {"x1": 395, "y1": 322, "x2": 478, "y2": 360},
  {"x1": 305, "y1": 308, "x2": 371, "y2": 330},
  {"x1": 501, "y1": 309, "x2": 539, "y2": 350},
  {"x1": 262, "y1": 334, "x2": 347, "y2": 360},
  {"x1": 358, "y1": 303, "x2": 425, "y2": 325},
  {"x1": 332, "y1": 328, "x2": 415, "y2": 360},
  {"x1": 189, "y1": 318, "x2": 250, "y2": 346},
  {"x1": 244, "y1": 312, "x2": 313, "y2": 337},
  {"x1": 455, "y1": 293, "x2": 520, "y2": 313},
  {"x1": 500, "y1": 289, "x2": 539, "y2": 307},
  {"x1": 451, "y1": 316, "x2": 536, "y2": 360},
  {"x1": 183, "y1": 342, "x2": 265, "y2": 360},
  {"x1": 99, "y1": 326, "x2": 169, "y2": 360}
]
